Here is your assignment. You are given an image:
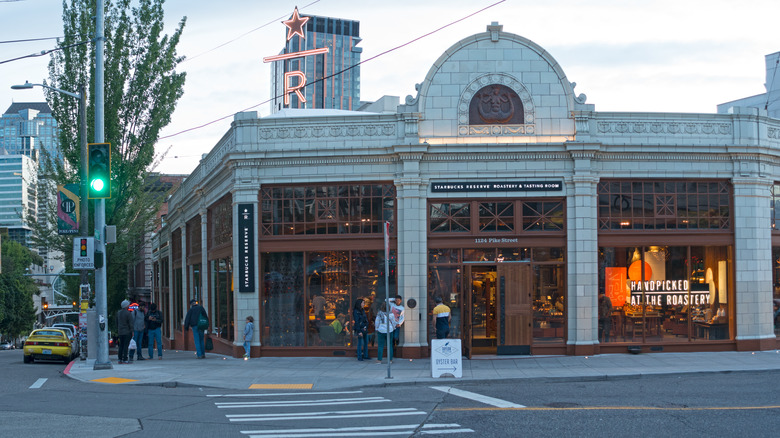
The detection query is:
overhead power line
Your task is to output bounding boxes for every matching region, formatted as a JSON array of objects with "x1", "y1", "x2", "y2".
[
  {"x1": 158, "y1": 0, "x2": 506, "y2": 143},
  {"x1": 0, "y1": 39, "x2": 91, "y2": 65},
  {"x1": 183, "y1": 0, "x2": 322, "y2": 63}
]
